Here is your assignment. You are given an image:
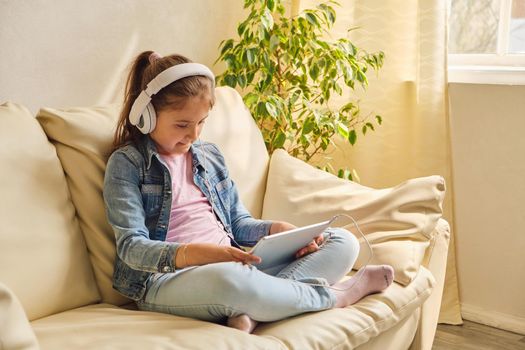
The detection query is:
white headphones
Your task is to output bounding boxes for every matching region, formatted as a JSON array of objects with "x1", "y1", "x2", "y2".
[{"x1": 129, "y1": 63, "x2": 215, "y2": 134}]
